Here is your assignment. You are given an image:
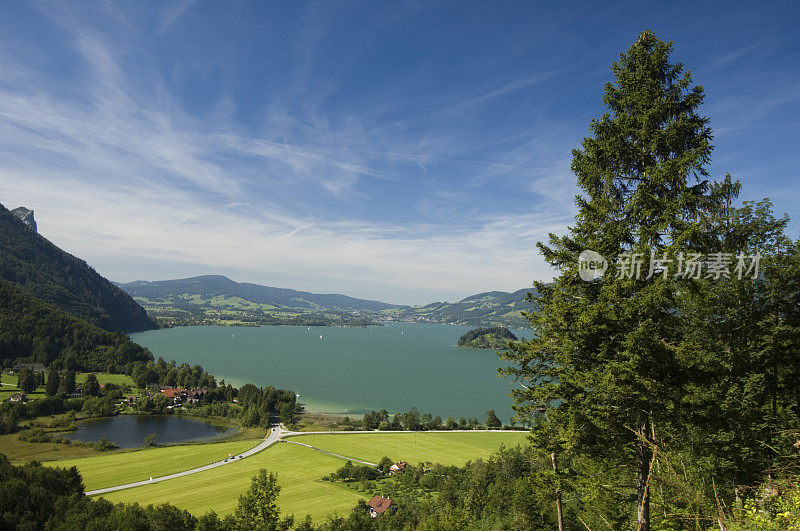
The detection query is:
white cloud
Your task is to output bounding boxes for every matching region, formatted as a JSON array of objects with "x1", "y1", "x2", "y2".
[{"x1": 0, "y1": 5, "x2": 575, "y2": 304}]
